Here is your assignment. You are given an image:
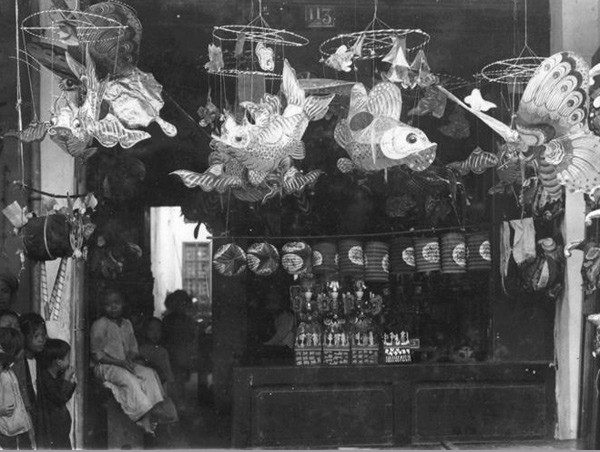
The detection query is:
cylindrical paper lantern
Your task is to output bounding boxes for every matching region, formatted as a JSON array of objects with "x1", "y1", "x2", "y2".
[
  {"x1": 312, "y1": 242, "x2": 338, "y2": 275},
  {"x1": 466, "y1": 232, "x2": 492, "y2": 271},
  {"x1": 364, "y1": 241, "x2": 390, "y2": 282},
  {"x1": 338, "y1": 239, "x2": 365, "y2": 278},
  {"x1": 441, "y1": 233, "x2": 466, "y2": 274},
  {"x1": 246, "y1": 242, "x2": 279, "y2": 276},
  {"x1": 390, "y1": 237, "x2": 416, "y2": 275},
  {"x1": 282, "y1": 242, "x2": 312, "y2": 276},
  {"x1": 213, "y1": 243, "x2": 247, "y2": 276},
  {"x1": 414, "y1": 236, "x2": 440, "y2": 273},
  {"x1": 21, "y1": 214, "x2": 73, "y2": 261}
]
